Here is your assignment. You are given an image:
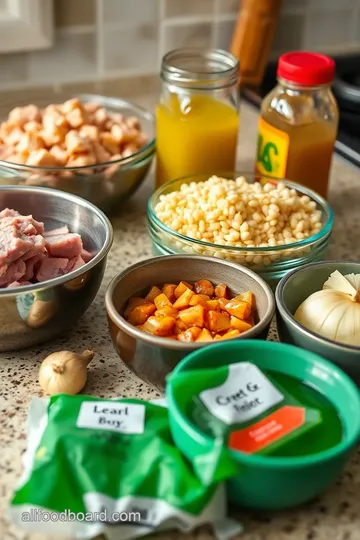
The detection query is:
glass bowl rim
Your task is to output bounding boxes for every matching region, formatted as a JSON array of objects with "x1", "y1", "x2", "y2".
[
  {"x1": 148, "y1": 172, "x2": 334, "y2": 253},
  {"x1": 0, "y1": 93, "x2": 156, "y2": 173}
]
